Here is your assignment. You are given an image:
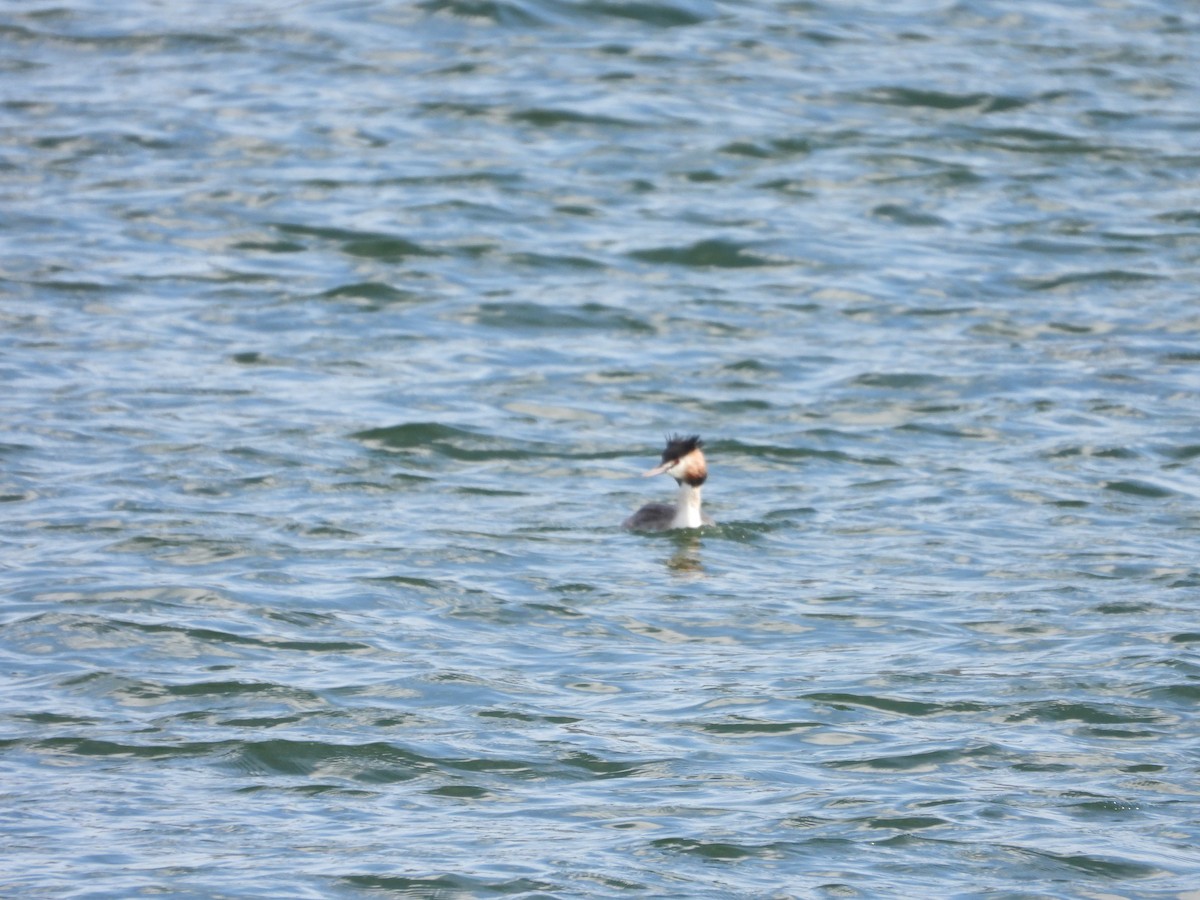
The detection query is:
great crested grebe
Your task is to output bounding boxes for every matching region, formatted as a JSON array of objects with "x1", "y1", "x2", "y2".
[{"x1": 622, "y1": 434, "x2": 715, "y2": 532}]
